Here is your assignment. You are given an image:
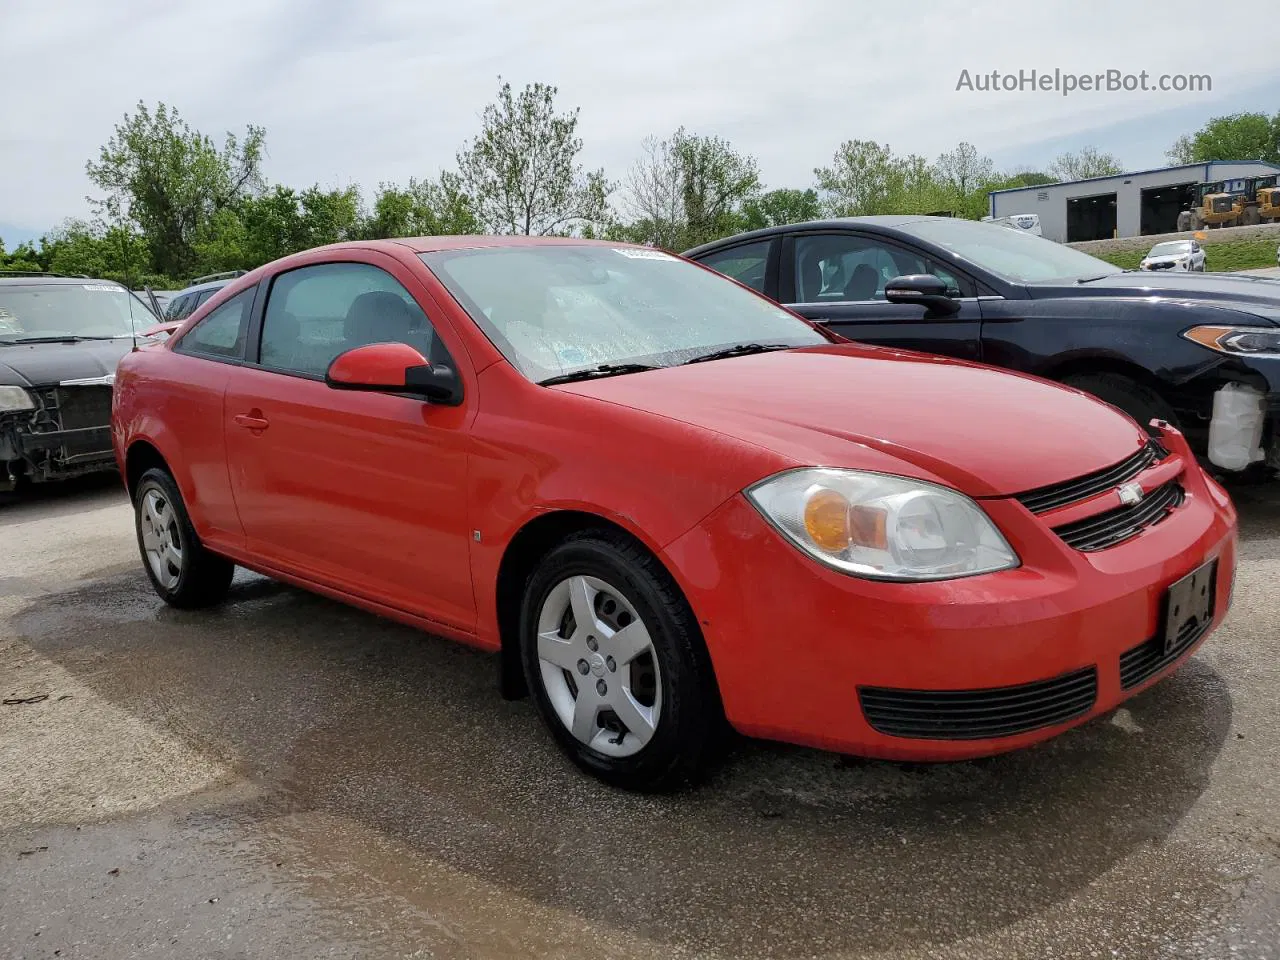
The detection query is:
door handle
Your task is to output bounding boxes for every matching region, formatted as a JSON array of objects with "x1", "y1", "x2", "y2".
[{"x1": 233, "y1": 412, "x2": 270, "y2": 431}]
